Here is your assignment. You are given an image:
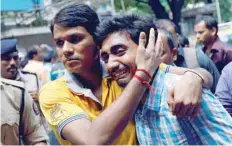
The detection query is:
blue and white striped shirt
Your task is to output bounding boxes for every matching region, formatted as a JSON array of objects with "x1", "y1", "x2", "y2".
[{"x1": 135, "y1": 64, "x2": 232, "y2": 145}]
